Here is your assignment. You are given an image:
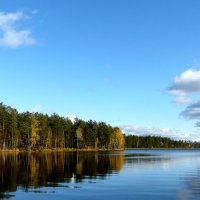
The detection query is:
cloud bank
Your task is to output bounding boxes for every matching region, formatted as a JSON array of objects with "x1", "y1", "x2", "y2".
[
  {"x1": 0, "y1": 11, "x2": 36, "y2": 48},
  {"x1": 121, "y1": 125, "x2": 200, "y2": 141}
]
